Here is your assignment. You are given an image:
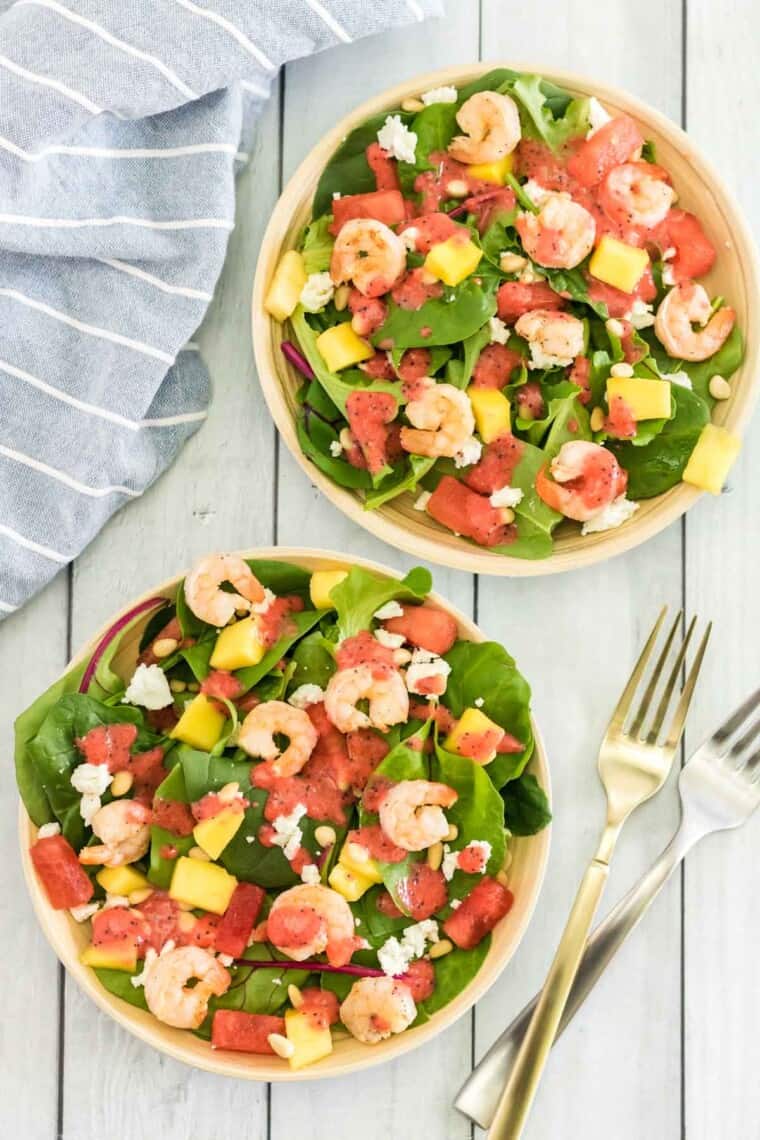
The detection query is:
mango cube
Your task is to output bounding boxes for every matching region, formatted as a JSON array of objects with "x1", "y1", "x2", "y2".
[
  {"x1": 169, "y1": 856, "x2": 238, "y2": 915},
  {"x1": 339, "y1": 841, "x2": 383, "y2": 885},
  {"x1": 466, "y1": 153, "x2": 514, "y2": 184},
  {"x1": 285, "y1": 1008, "x2": 334, "y2": 1071},
  {"x1": 210, "y1": 616, "x2": 266, "y2": 671},
  {"x1": 683, "y1": 423, "x2": 741, "y2": 495},
  {"x1": 316, "y1": 323, "x2": 373, "y2": 372},
  {"x1": 589, "y1": 235, "x2": 649, "y2": 295},
  {"x1": 170, "y1": 693, "x2": 226, "y2": 752},
  {"x1": 606, "y1": 377, "x2": 672, "y2": 421},
  {"x1": 445, "y1": 706, "x2": 503, "y2": 764},
  {"x1": 193, "y1": 808, "x2": 245, "y2": 861},
  {"x1": 468, "y1": 386, "x2": 511, "y2": 443},
  {"x1": 96, "y1": 865, "x2": 150, "y2": 897},
  {"x1": 425, "y1": 236, "x2": 483, "y2": 287},
  {"x1": 328, "y1": 862, "x2": 375, "y2": 902},
  {"x1": 81, "y1": 943, "x2": 138, "y2": 973},
  {"x1": 264, "y1": 250, "x2": 307, "y2": 322},
  {"x1": 309, "y1": 569, "x2": 348, "y2": 610}
]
